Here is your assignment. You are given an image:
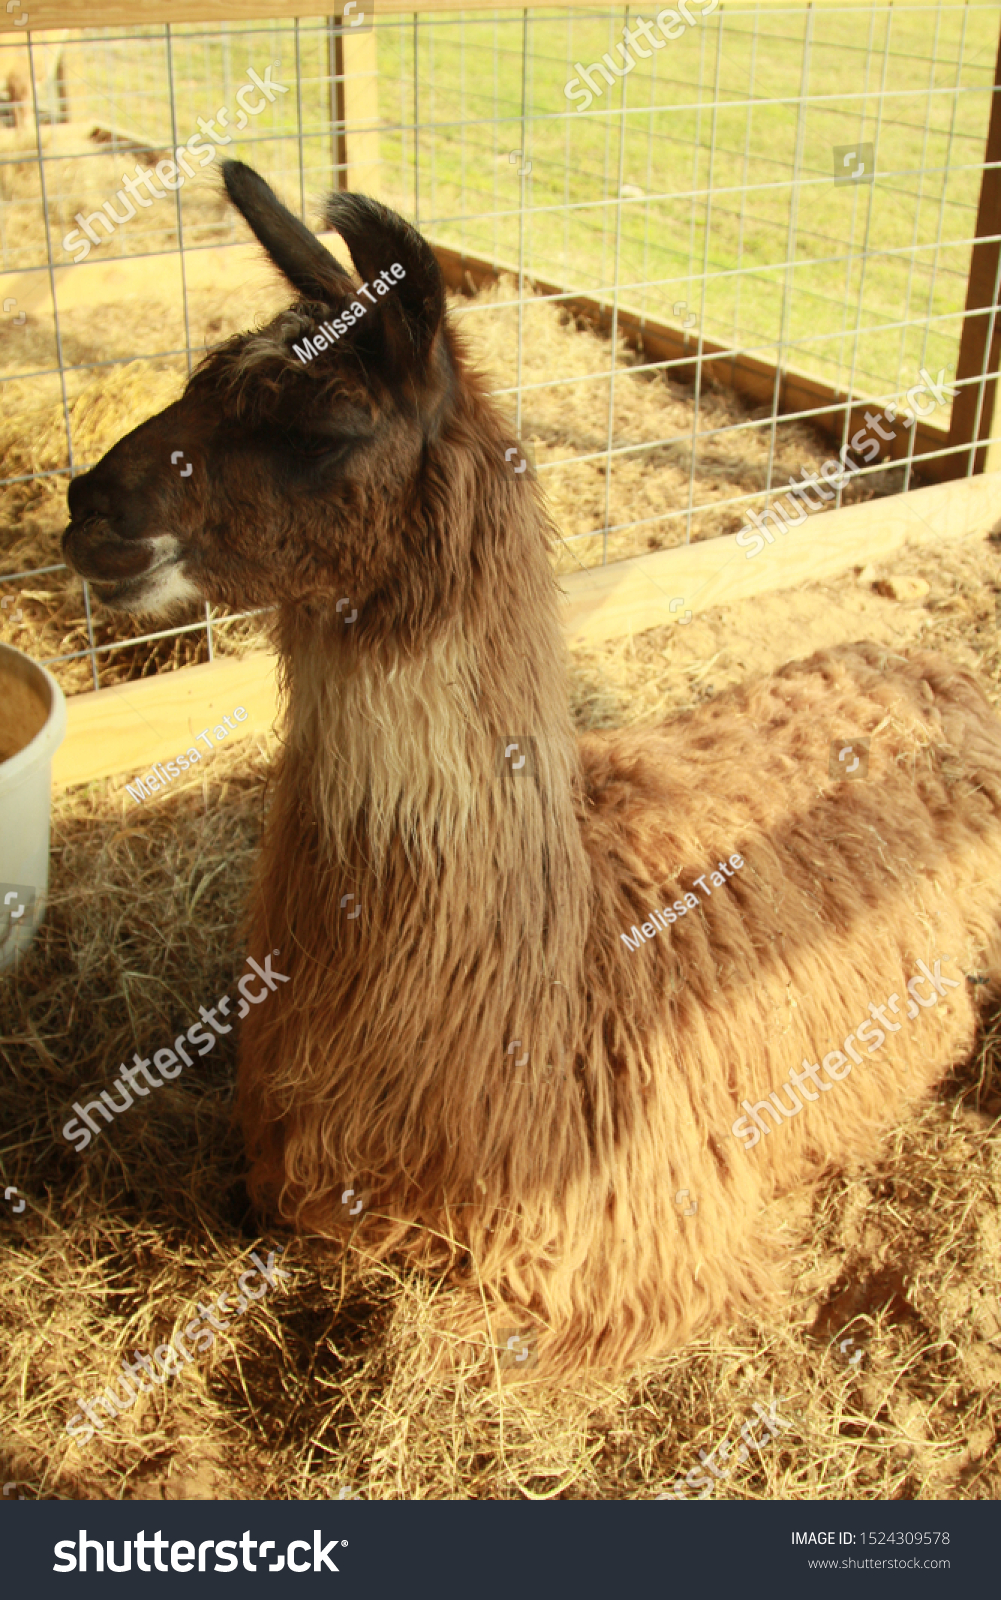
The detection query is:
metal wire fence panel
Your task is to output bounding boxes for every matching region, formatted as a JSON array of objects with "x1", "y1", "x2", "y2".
[{"x1": 1, "y1": 3, "x2": 999, "y2": 694}]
